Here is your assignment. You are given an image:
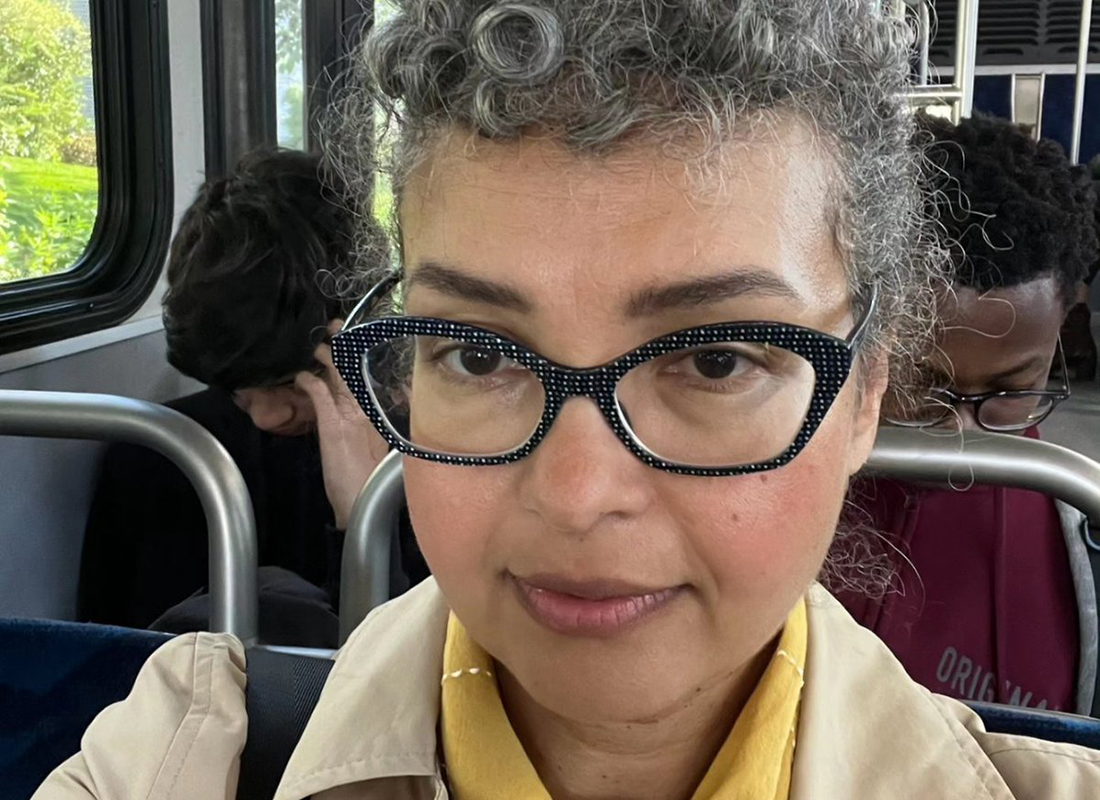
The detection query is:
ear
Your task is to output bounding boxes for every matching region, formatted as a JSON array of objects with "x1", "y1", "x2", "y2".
[{"x1": 845, "y1": 351, "x2": 888, "y2": 477}]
